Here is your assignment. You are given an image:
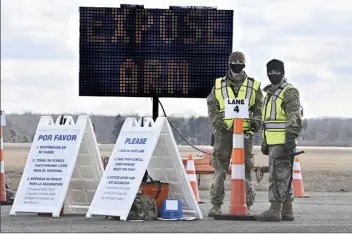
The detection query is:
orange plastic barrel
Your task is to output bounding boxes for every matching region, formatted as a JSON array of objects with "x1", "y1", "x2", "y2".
[{"x1": 140, "y1": 182, "x2": 169, "y2": 209}]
